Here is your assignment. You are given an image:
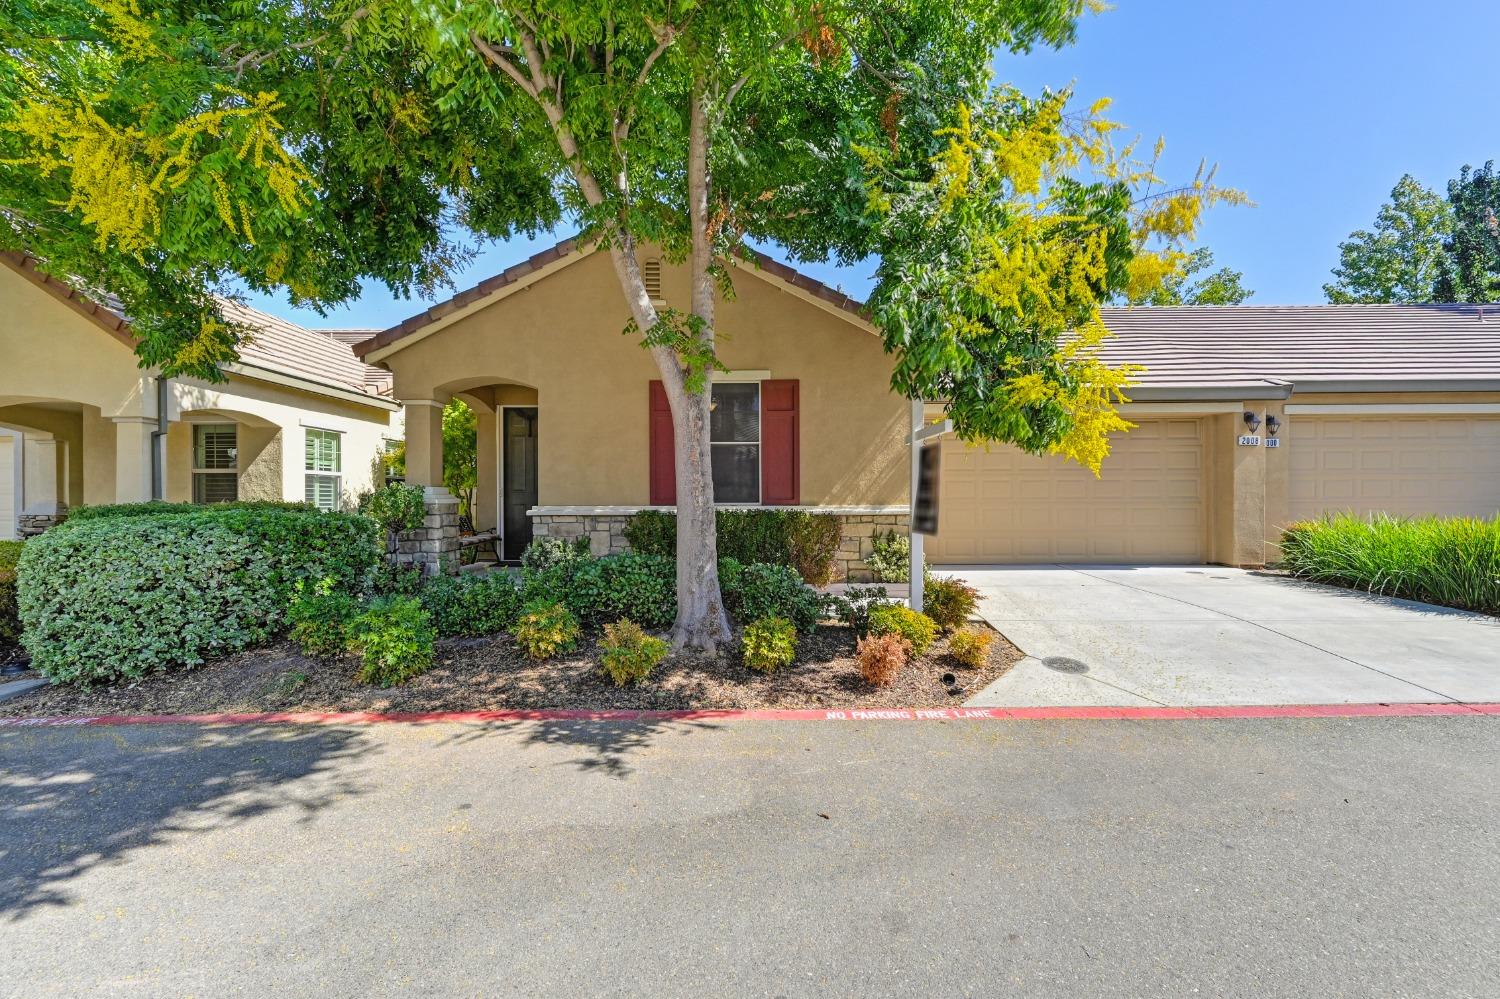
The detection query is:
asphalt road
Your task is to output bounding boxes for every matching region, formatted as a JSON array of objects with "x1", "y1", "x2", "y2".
[{"x1": 2, "y1": 716, "x2": 1497, "y2": 998}]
